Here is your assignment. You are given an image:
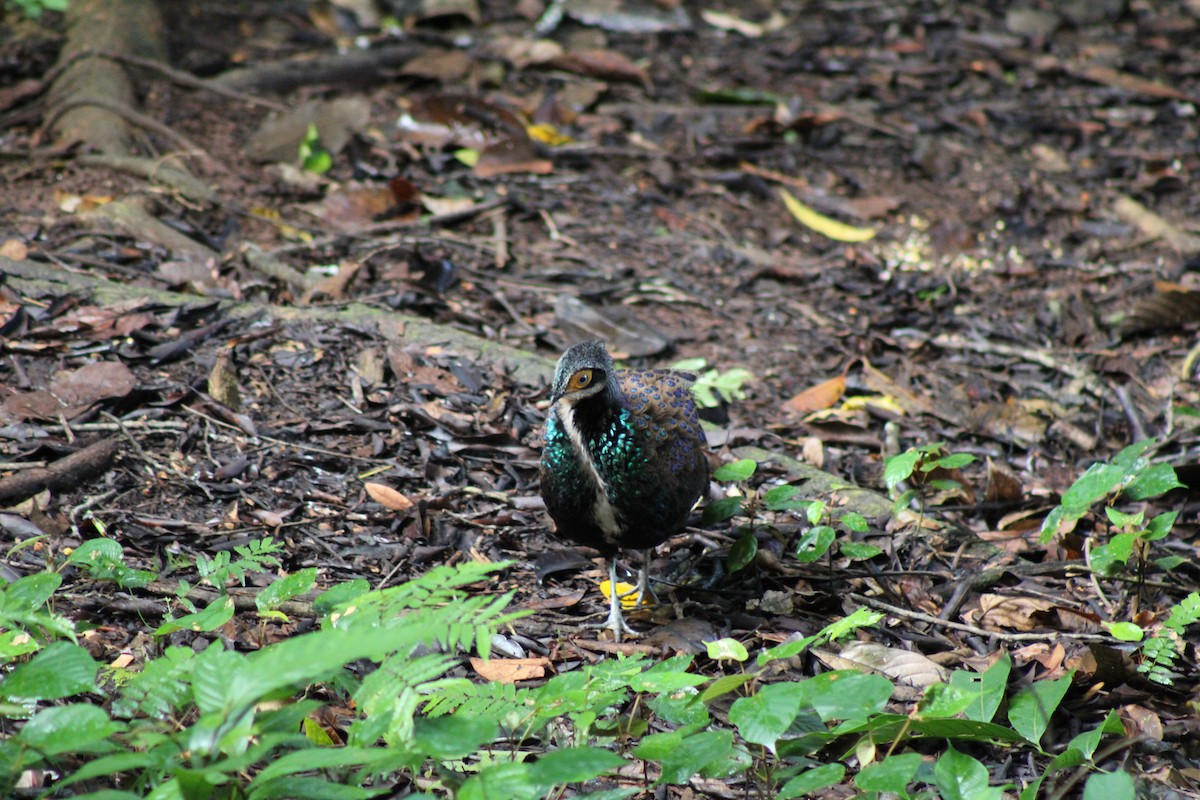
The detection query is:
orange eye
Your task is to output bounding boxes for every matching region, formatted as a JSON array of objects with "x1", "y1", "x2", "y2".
[{"x1": 569, "y1": 369, "x2": 593, "y2": 391}]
